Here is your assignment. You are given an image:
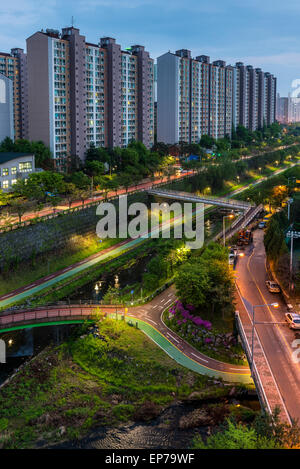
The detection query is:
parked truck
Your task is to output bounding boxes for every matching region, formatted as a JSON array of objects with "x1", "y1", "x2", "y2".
[{"x1": 237, "y1": 229, "x2": 253, "y2": 246}]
